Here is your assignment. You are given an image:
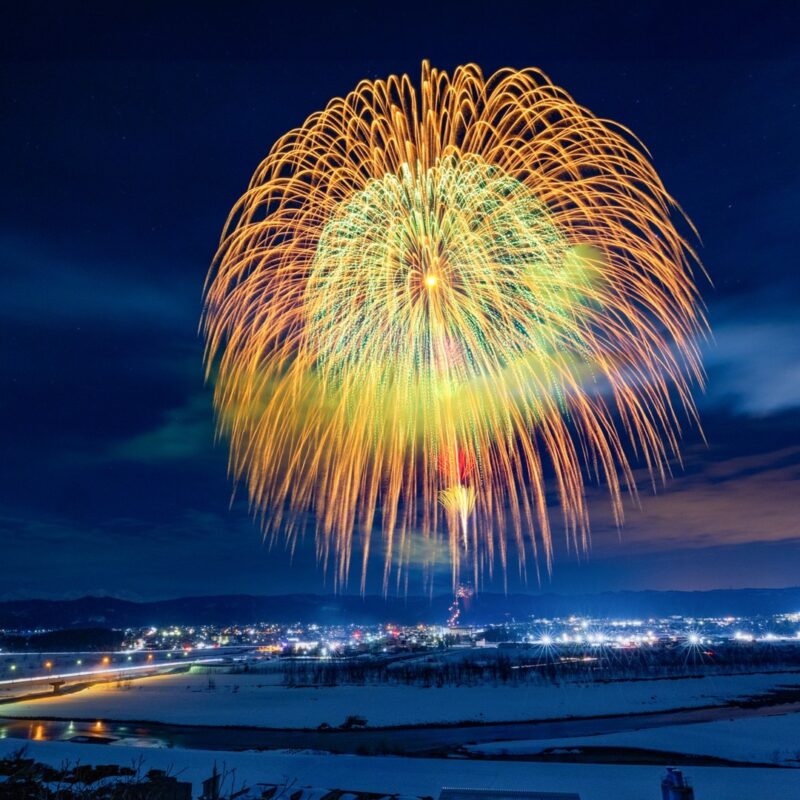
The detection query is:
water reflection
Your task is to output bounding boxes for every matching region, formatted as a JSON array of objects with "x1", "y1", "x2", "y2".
[{"x1": 0, "y1": 718, "x2": 170, "y2": 749}]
